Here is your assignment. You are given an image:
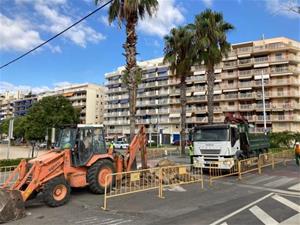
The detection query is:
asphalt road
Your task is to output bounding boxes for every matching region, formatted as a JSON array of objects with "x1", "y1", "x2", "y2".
[{"x1": 6, "y1": 159, "x2": 300, "y2": 225}]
